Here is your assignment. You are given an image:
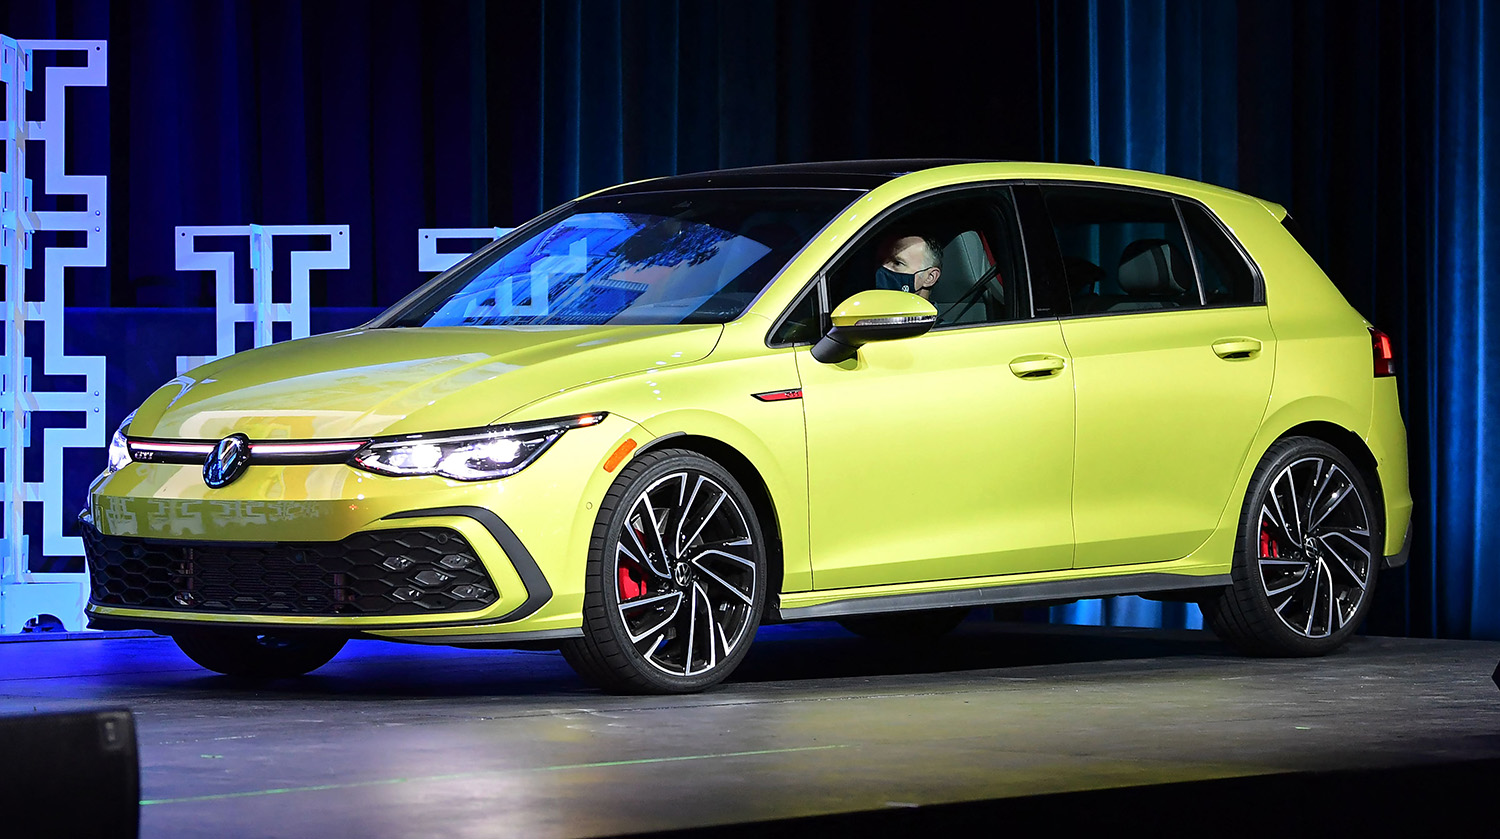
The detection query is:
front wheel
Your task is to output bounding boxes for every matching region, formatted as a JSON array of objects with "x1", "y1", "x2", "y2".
[
  {"x1": 1202, "y1": 436, "x2": 1380, "y2": 656},
  {"x1": 172, "y1": 629, "x2": 347, "y2": 678},
  {"x1": 561, "y1": 449, "x2": 767, "y2": 694}
]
